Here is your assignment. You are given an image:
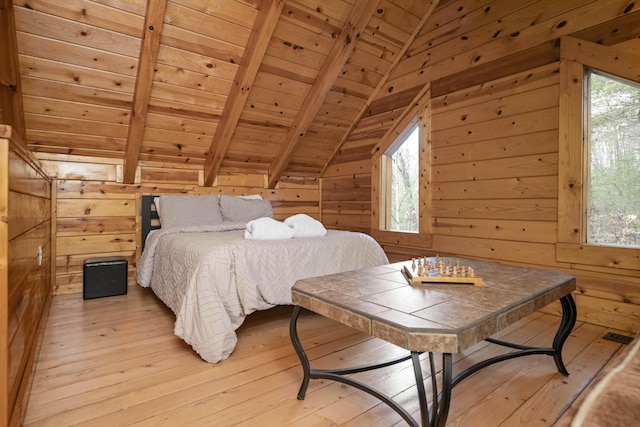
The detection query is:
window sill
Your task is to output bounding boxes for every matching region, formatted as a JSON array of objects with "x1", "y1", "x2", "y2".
[
  {"x1": 371, "y1": 229, "x2": 432, "y2": 249},
  {"x1": 556, "y1": 242, "x2": 639, "y2": 271}
]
